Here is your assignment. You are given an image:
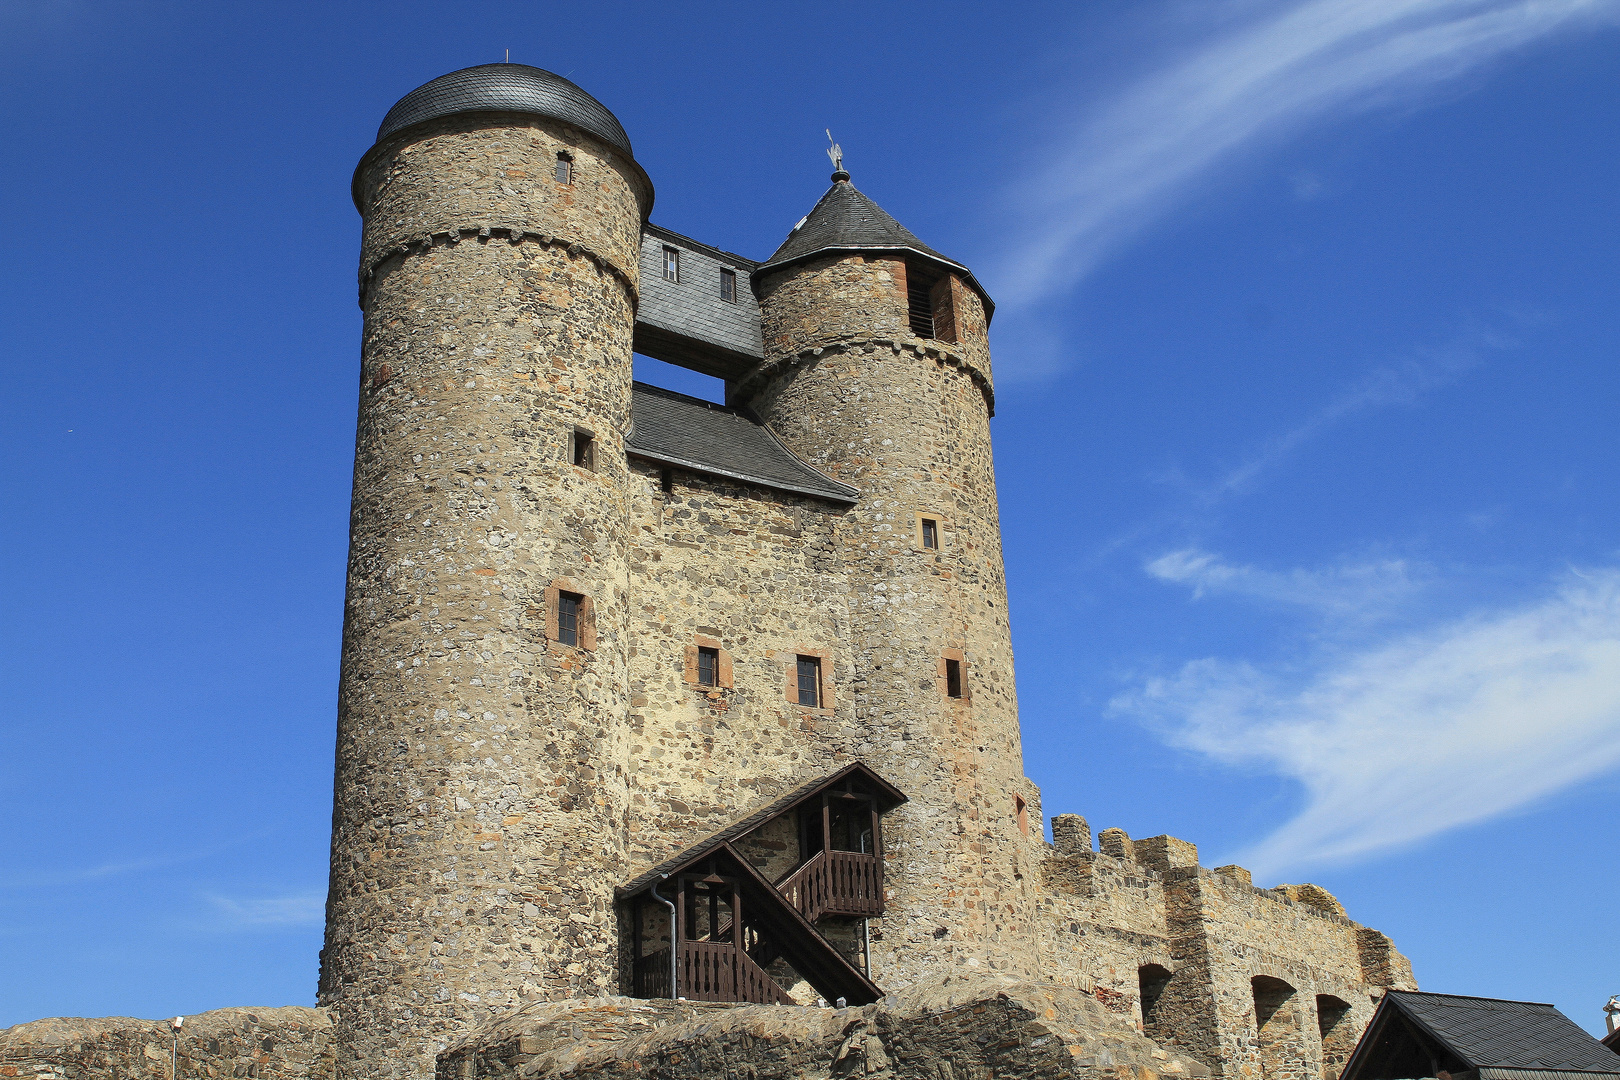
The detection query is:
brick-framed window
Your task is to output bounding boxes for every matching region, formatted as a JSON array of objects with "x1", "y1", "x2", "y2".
[
  {"x1": 683, "y1": 635, "x2": 734, "y2": 689},
  {"x1": 543, "y1": 579, "x2": 596, "y2": 651},
  {"x1": 899, "y1": 261, "x2": 960, "y2": 344},
  {"x1": 719, "y1": 268, "x2": 737, "y2": 303},
  {"x1": 570, "y1": 427, "x2": 595, "y2": 471},
  {"x1": 938, "y1": 648, "x2": 969, "y2": 703},
  {"x1": 929, "y1": 273, "x2": 959, "y2": 344},
  {"x1": 914, "y1": 511, "x2": 947, "y2": 551},
  {"x1": 662, "y1": 246, "x2": 680, "y2": 283},
  {"x1": 554, "y1": 151, "x2": 574, "y2": 184},
  {"x1": 784, "y1": 648, "x2": 833, "y2": 712},
  {"x1": 1014, "y1": 793, "x2": 1029, "y2": 836}
]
